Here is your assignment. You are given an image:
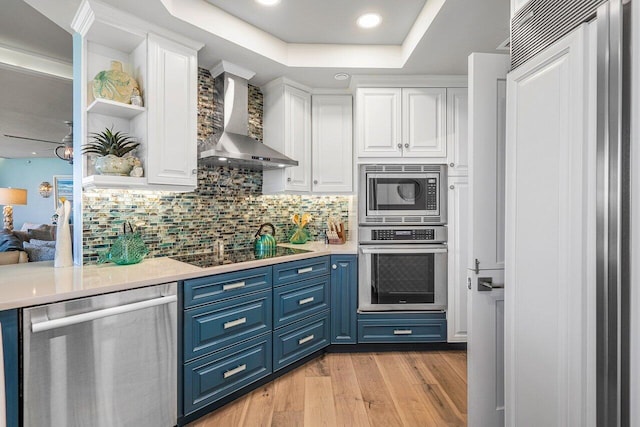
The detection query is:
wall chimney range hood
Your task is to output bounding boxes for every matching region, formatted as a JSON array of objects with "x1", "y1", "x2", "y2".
[{"x1": 198, "y1": 61, "x2": 298, "y2": 171}]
